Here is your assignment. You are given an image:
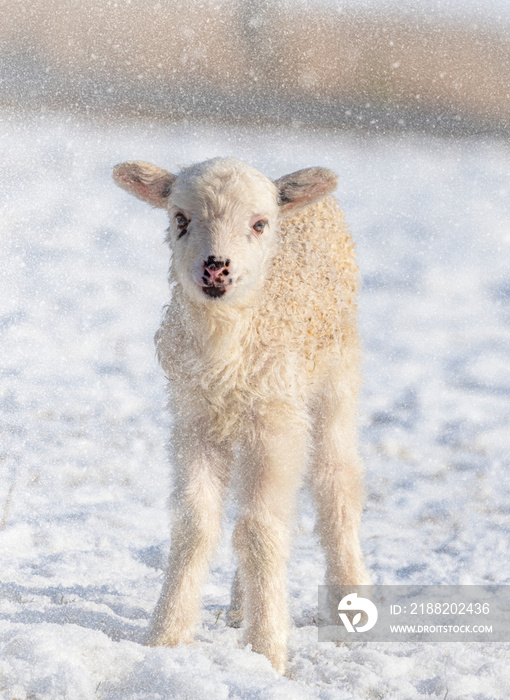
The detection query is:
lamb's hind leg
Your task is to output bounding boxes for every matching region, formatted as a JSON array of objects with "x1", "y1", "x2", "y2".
[
  {"x1": 226, "y1": 567, "x2": 244, "y2": 628},
  {"x1": 310, "y1": 379, "x2": 370, "y2": 587},
  {"x1": 233, "y1": 407, "x2": 308, "y2": 673},
  {"x1": 146, "y1": 422, "x2": 230, "y2": 647}
]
